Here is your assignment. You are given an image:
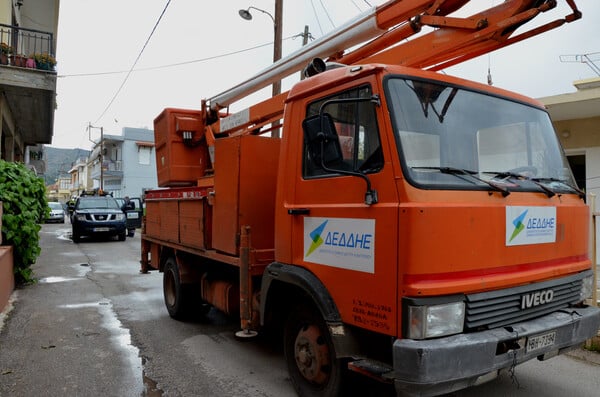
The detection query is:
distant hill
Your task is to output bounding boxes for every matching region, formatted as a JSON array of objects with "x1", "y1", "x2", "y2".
[{"x1": 43, "y1": 146, "x2": 90, "y2": 185}]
